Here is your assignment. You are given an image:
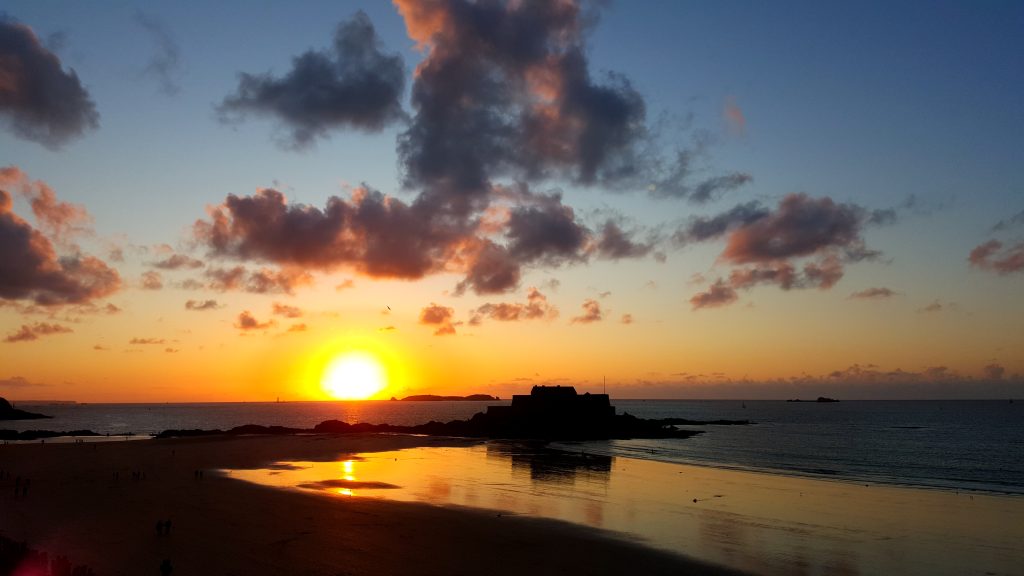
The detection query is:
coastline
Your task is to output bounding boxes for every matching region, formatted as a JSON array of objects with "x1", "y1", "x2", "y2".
[{"x1": 0, "y1": 433, "x2": 746, "y2": 576}]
